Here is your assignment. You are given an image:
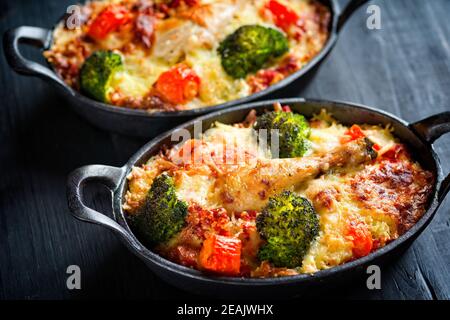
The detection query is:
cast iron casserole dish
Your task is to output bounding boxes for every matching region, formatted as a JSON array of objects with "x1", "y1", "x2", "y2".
[
  {"x1": 4, "y1": 0, "x2": 370, "y2": 137},
  {"x1": 67, "y1": 98, "x2": 450, "y2": 297}
]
